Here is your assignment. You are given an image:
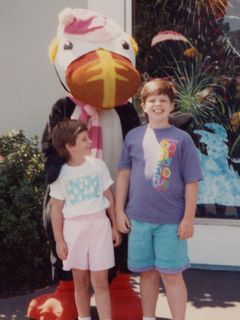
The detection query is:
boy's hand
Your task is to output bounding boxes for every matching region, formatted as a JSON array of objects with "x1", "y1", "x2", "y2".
[
  {"x1": 112, "y1": 228, "x2": 122, "y2": 247},
  {"x1": 178, "y1": 218, "x2": 194, "y2": 240},
  {"x1": 116, "y1": 212, "x2": 131, "y2": 233},
  {"x1": 56, "y1": 240, "x2": 68, "y2": 260}
]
